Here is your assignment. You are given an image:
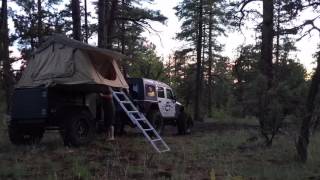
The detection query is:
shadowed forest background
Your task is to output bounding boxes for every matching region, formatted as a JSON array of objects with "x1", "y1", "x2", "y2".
[{"x1": 1, "y1": 0, "x2": 320, "y2": 179}]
